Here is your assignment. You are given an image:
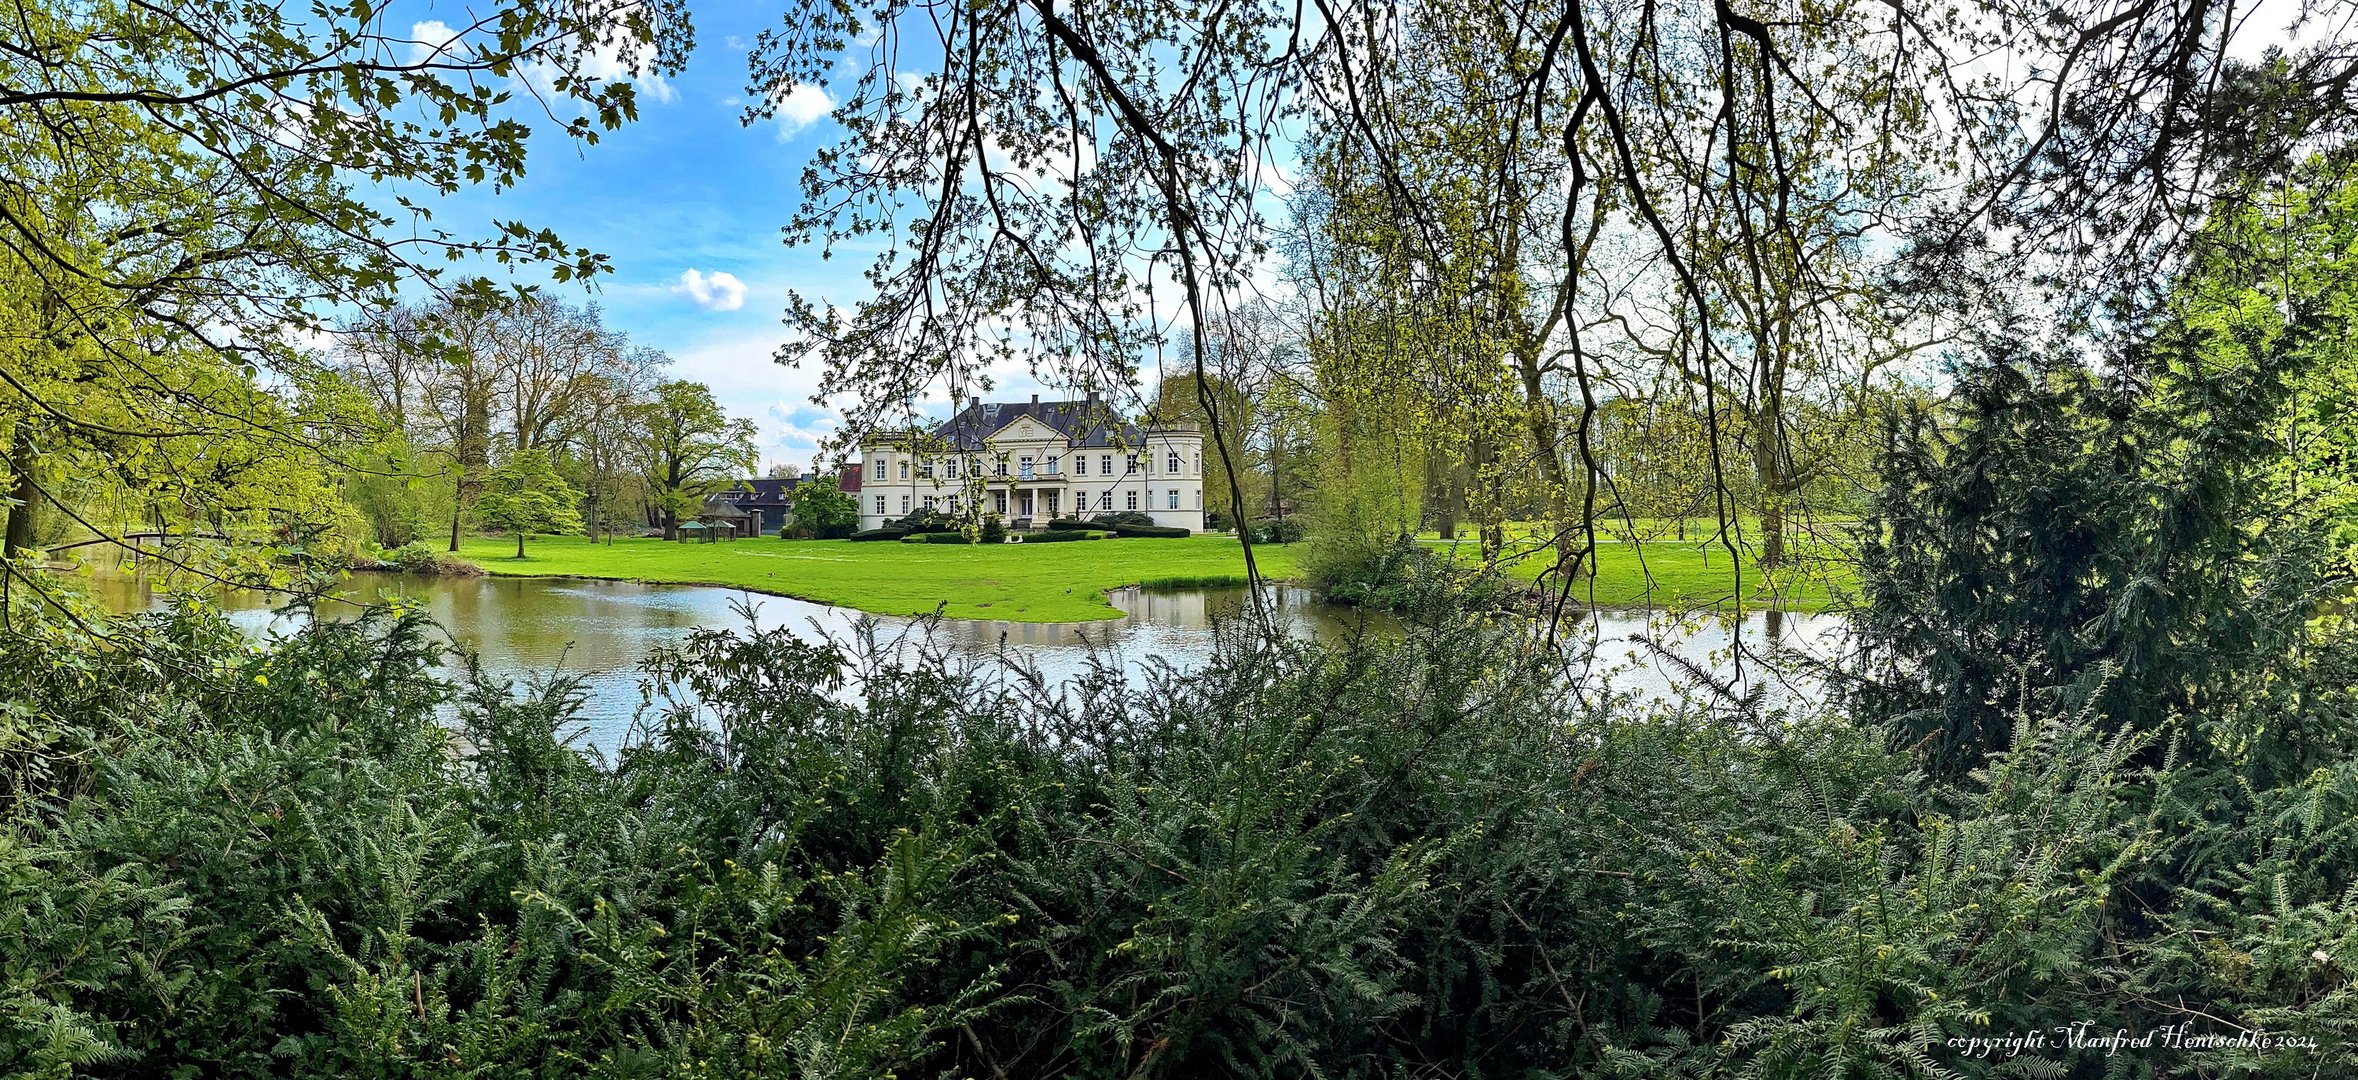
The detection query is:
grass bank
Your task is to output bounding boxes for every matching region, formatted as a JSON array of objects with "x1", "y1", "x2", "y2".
[
  {"x1": 1479, "y1": 539, "x2": 1850, "y2": 612},
  {"x1": 455, "y1": 534, "x2": 1303, "y2": 622}
]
